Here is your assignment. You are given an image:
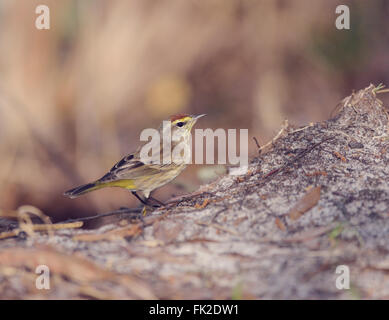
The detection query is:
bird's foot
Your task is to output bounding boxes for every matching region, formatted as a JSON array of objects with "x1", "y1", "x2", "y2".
[
  {"x1": 147, "y1": 196, "x2": 165, "y2": 207},
  {"x1": 142, "y1": 205, "x2": 154, "y2": 216}
]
